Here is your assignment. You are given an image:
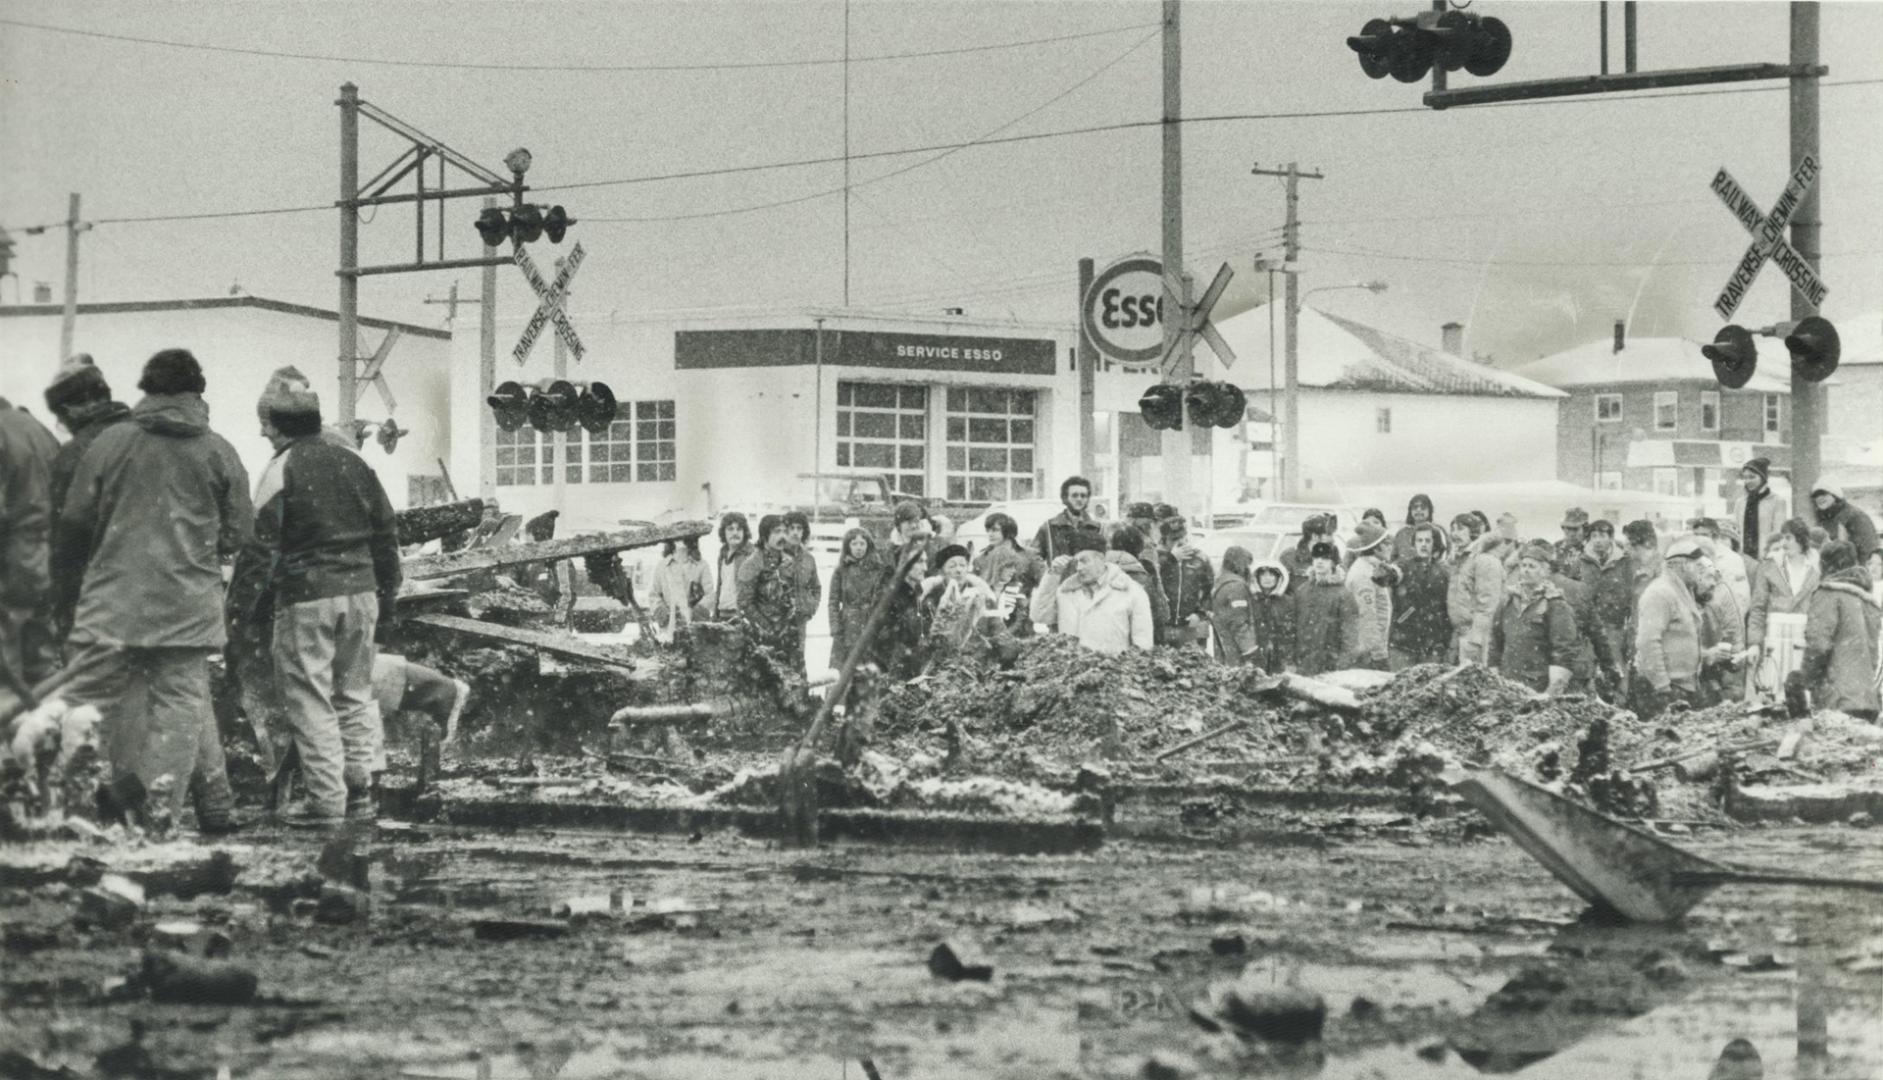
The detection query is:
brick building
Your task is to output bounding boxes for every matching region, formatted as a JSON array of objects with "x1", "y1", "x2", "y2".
[{"x1": 1513, "y1": 321, "x2": 1790, "y2": 513}]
